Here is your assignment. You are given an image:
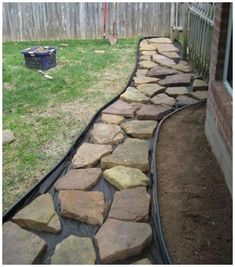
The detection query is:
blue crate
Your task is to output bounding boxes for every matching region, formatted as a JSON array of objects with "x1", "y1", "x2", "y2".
[{"x1": 21, "y1": 46, "x2": 57, "y2": 70}]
